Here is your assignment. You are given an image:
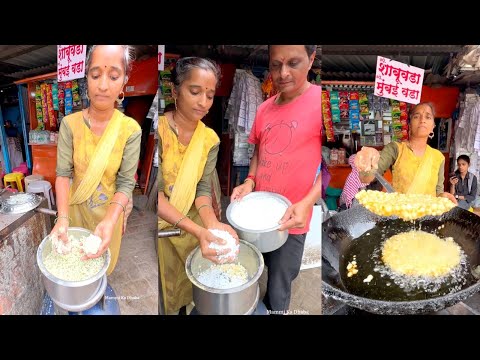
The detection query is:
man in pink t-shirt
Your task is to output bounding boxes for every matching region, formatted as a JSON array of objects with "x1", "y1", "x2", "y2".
[{"x1": 231, "y1": 45, "x2": 322, "y2": 314}]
